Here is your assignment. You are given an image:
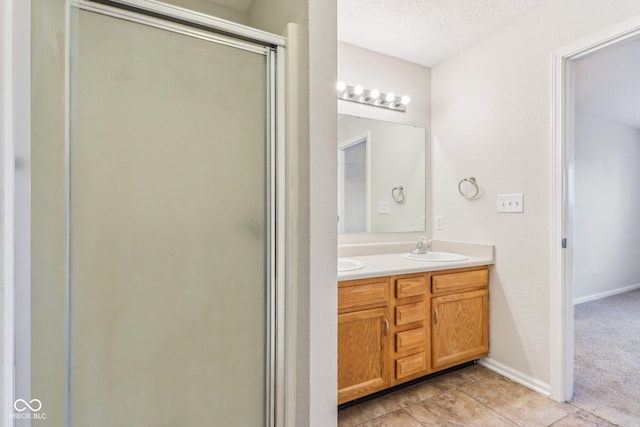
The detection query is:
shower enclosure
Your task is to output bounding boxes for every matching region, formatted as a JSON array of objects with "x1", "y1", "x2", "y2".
[{"x1": 64, "y1": 1, "x2": 284, "y2": 425}]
